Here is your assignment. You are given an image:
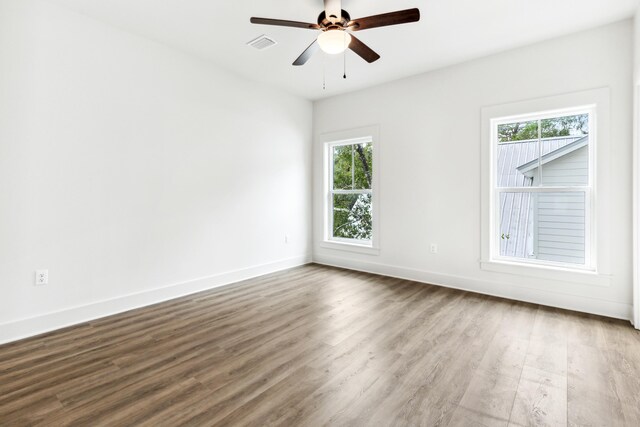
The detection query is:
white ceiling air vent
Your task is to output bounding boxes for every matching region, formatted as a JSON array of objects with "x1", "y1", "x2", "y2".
[{"x1": 247, "y1": 35, "x2": 277, "y2": 51}]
